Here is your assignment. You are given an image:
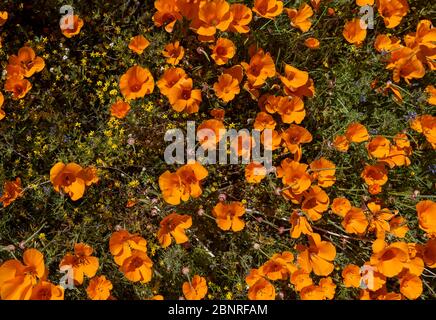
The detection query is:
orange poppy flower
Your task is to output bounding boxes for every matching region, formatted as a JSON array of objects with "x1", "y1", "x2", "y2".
[
  {"x1": 61, "y1": 15, "x2": 84, "y2": 38},
  {"x1": 151, "y1": 294, "x2": 164, "y2": 300},
  {"x1": 0, "y1": 177, "x2": 23, "y2": 208},
  {"x1": 230, "y1": 130, "x2": 255, "y2": 158},
  {"x1": 229, "y1": 4, "x2": 252, "y2": 33},
  {"x1": 177, "y1": 161, "x2": 208, "y2": 200},
  {"x1": 331, "y1": 197, "x2": 352, "y2": 217},
  {"x1": 210, "y1": 107, "x2": 225, "y2": 121},
  {"x1": 367, "y1": 201, "x2": 395, "y2": 238},
  {"x1": 416, "y1": 200, "x2": 436, "y2": 235},
  {"x1": 157, "y1": 213, "x2": 192, "y2": 248},
  {"x1": 128, "y1": 35, "x2": 150, "y2": 54},
  {"x1": 367, "y1": 136, "x2": 391, "y2": 158},
  {"x1": 59, "y1": 243, "x2": 99, "y2": 285},
  {"x1": 159, "y1": 171, "x2": 183, "y2": 205},
  {"x1": 280, "y1": 64, "x2": 309, "y2": 93},
  {"x1": 374, "y1": 34, "x2": 402, "y2": 53},
  {"x1": 376, "y1": 0, "x2": 409, "y2": 29},
  {"x1": 247, "y1": 278, "x2": 276, "y2": 300},
  {"x1": 197, "y1": 119, "x2": 225, "y2": 149},
  {"x1": 110, "y1": 100, "x2": 131, "y2": 119},
  {"x1": 297, "y1": 233, "x2": 336, "y2": 276},
  {"x1": 252, "y1": 0, "x2": 283, "y2": 20},
  {"x1": 261, "y1": 129, "x2": 282, "y2": 151},
  {"x1": 404, "y1": 20, "x2": 436, "y2": 70},
  {"x1": 310, "y1": 157, "x2": 336, "y2": 188},
  {"x1": 345, "y1": 122, "x2": 369, "y2": 143},
  {"x1": 4, "y1": 77, "x2": 32, "y2": 100},
  {"x1": 210, "y1": 38, "x2": 236, "y2": 65},
  {"x1": 276, "y1": 96, "x2": 306, "y2": 124},
  {"x1": 299, "y1": 284, "x2": 325, "y2": 300},
  {"x1": 0, "y1": 248, "x2": 45, "y2": 300},
  {"x1": 213, "y1": 74, "x2": 240, "y2": 102},
  {"x1": 241, "y1": 48, "x2": 276, "y2": 87},
  {"x1": 290, "y1": 210, "x2": 313, "y2": 238},
  {"x1": 177, "y1": 0, "x2": 201, "y2": 20},
  {"x1": 50, "y1": 162, "x2": 86, "y2": 201},
  {"x1": 119, "y1": 65, "x2": 155, "y2": 100},
  {"x1": 0, "y1": 91, "x2": 4, "y2": 120},
  {"x1": 190, "y1": 0, "x2": 232, "y2": 40},
  {"x1": 425, "y1": 85, "x2": 436, "y2": 105},
  {"x1": 281, "y1": 124, "x2": 313, "y2": 155},
  {"x1": 304, "y1": 37, "x2": 320, "y2": 49},
  {"x1": 333, "y1": 135, "x2": 350, "y2": 152},
  {"x1": 153, "y1": 0, "x2": 182, "y2": 33},
  {"x1": 167, "y1": 78, "x2": 202, "y2": 113},
  {"x1": 389, "y1": 216, "x2": 409, "y2": 238},
  {"x1": 285, "y1": 3, "x2": 313, "y2": 33},
  {"x1": 319, "y1": 277, "x2": 336, "y2": 300},
  {"x1": 276, "y1": 159, "x2": 311, "y2": 194},
  {"x1": 410, "y1": 115, "x2": 436, "y2": 149},
  {"x1": 399, "y1": 273, "x2": 422, "y2": 300},
  {"x1": 212, "y1": 201, "x2": 246, "y2": 232},
  {"x1": 183, "y1": 275, "x2": 208, "y2": 300},
  {"x1": 422, "y1": 238, "x2": 436, "y2": 268},
  {"x1": 0, "y1": 11, "x2": 8, "y2": 26},
  {"x1": 86, "y1": 276, "x2": 113, "y2": 300},
  {"x1": 343, "y1": 18, "x2": 367, "y2": 46},
  {"x1": 361, "y1": 163, "x2": 388, "y2": 188},
  {"x1": 109, "y1": 229, "x2": 147, "y2": 266},
  {"x1": 8, "y1": 47, "x2": 45, "y2": 78},
  {"x1": 301, "y1": 186, "x2": 330, "y2": 221},
  {"x1": 370, "y1": 242, "x2": 409, "y2": 277},
  {"x1": 120, "y1": 250, "x2": 153, "y2": 283},
  {"x1": 245, "y1": 162, "x2": 267, "y2": 184},
  {"x1": 290, "y1": 269, "x2": 313, "y2": 291},
  {"x1": 386, "y1": 47, "x2": 425, "y2": 84},
  {"x1": 259, "y1": 252, "x2": 297, "y2": 281},
  {"x1": 30, "y1": 281, "x2": 64, "y2": 300},
  {"x1": 342, "y1": 264, "x2": 361, "y2": 288},
  {"x1": 157, "y1": 67, "x2": 188, "y2": 97},
  {"x1": 162, "y1": 41, "x2": 185, "y2": 65},
  {"x1": 342, "y1": 207, "x2": 369, "y2": 235},
  {"x1": 356, "y1": 0, "x2": 374, "y2": 5},
  {"x1": 253, "y1": 112, "x2": 276, "y2": 131}
]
